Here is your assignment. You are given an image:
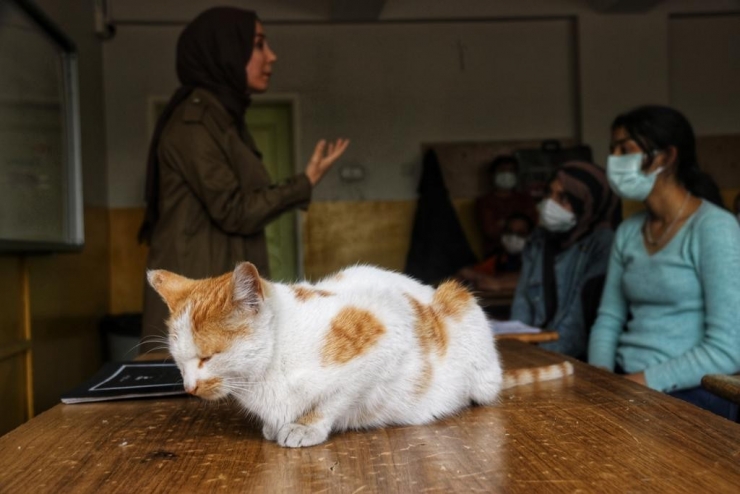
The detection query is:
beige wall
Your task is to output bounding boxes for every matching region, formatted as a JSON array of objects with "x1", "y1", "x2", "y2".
[
  {"x1": 101, "y1": 0, "x2": 740, "y2": 310},
  {"x1": 102, "y1": 0, "x2": 740, "y2": 208},
  {"x1": 2, "y1": 0, "x2": 740, "y2": 433},
  {"x1": 103, "y1": 18, "x2": 578, "y2": 205}
]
